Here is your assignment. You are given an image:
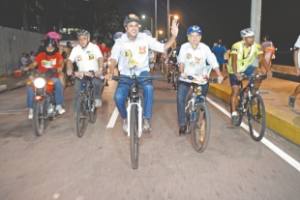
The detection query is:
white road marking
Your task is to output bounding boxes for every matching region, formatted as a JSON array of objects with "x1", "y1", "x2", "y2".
[
  {"x1": 207, "y1": 97, "x2": 300, "y2": 172},
  {"x1": 106, "y1": 107, "x2": 119, "y2": 129}
]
